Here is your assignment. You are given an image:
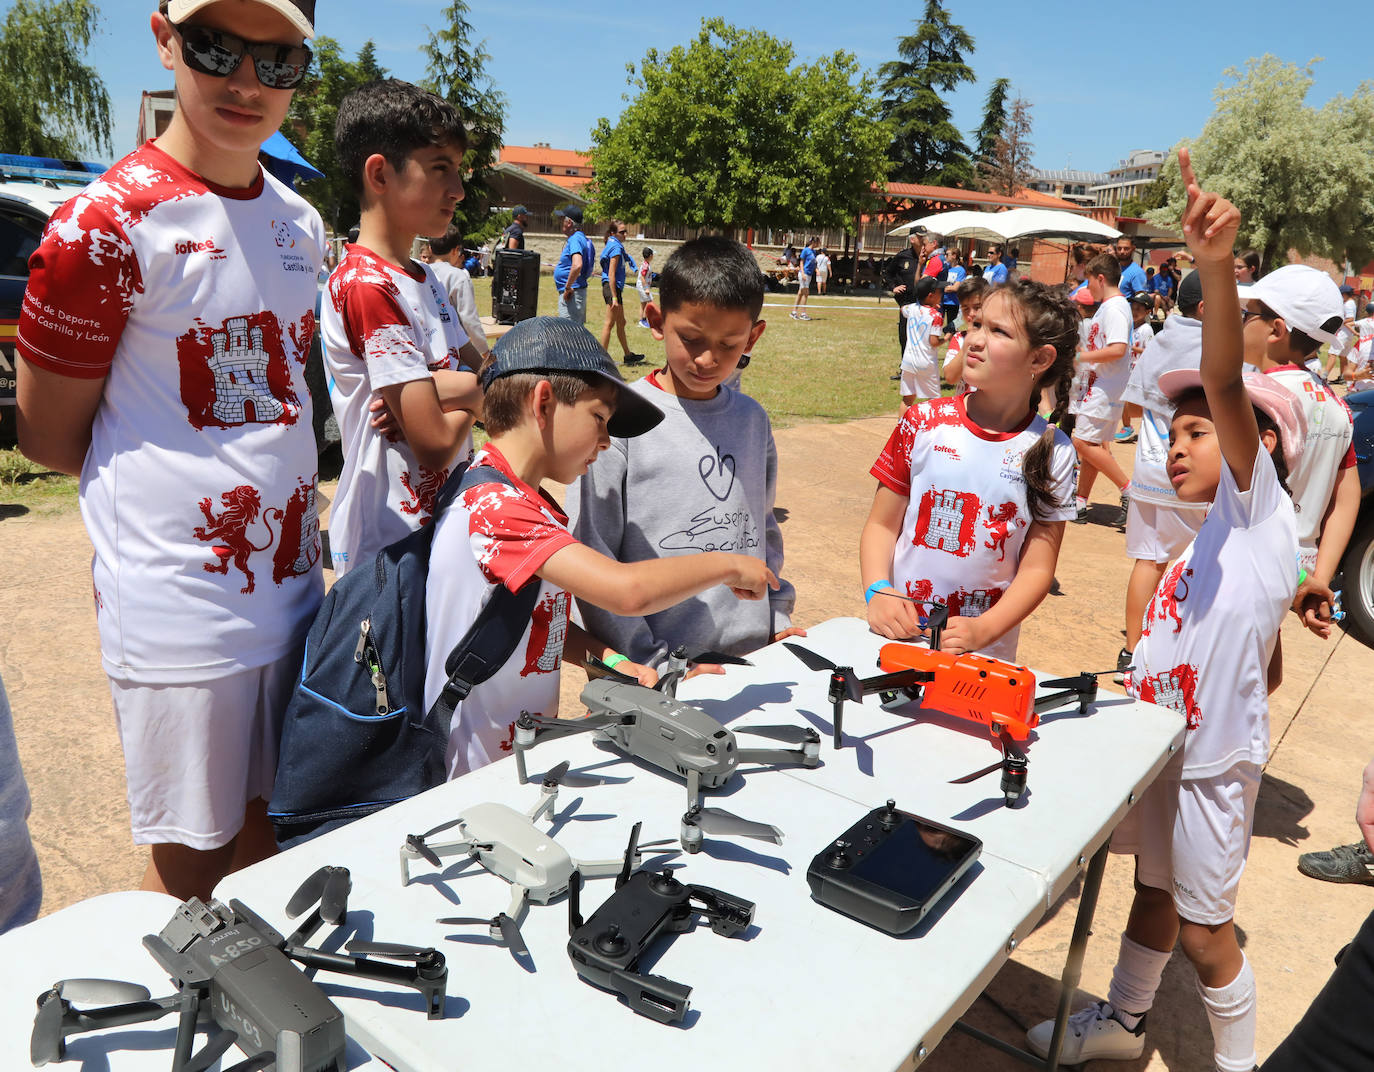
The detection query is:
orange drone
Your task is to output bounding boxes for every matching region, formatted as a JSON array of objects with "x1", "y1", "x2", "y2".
[{"x1": 784, "y1": 606, "x2": 1110, "y2": 807}]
